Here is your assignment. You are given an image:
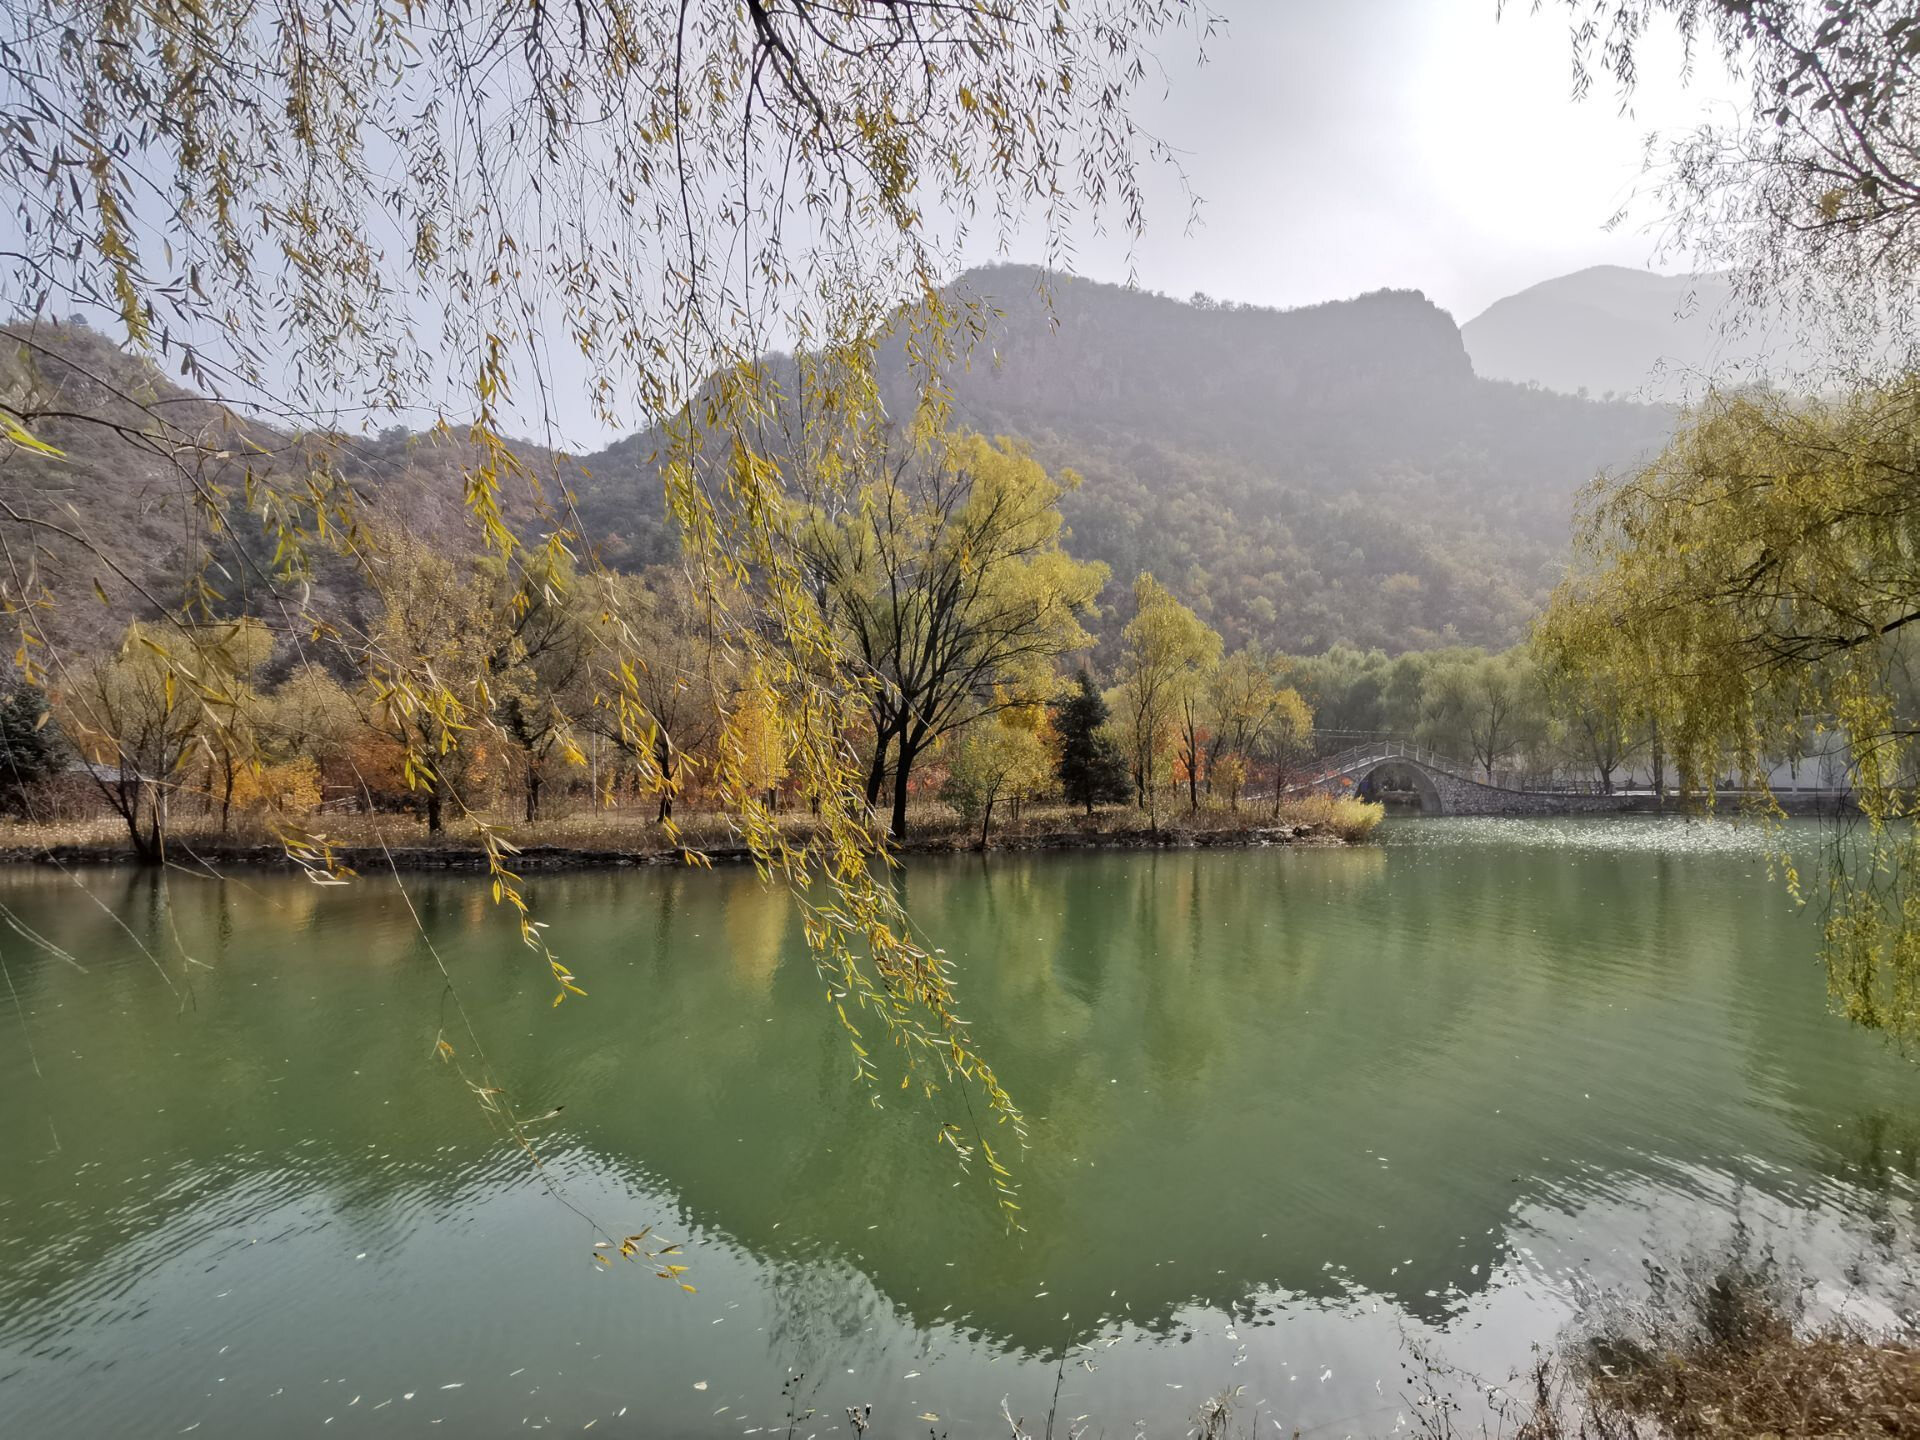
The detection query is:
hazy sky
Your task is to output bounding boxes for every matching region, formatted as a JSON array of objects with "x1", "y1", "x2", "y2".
[
  {"x1": 989, "y1": 0, "x2": 1743, "y2": 325},
  {"x1": 36, "y1": 0, "x2": 1743, "y2": 443}
]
